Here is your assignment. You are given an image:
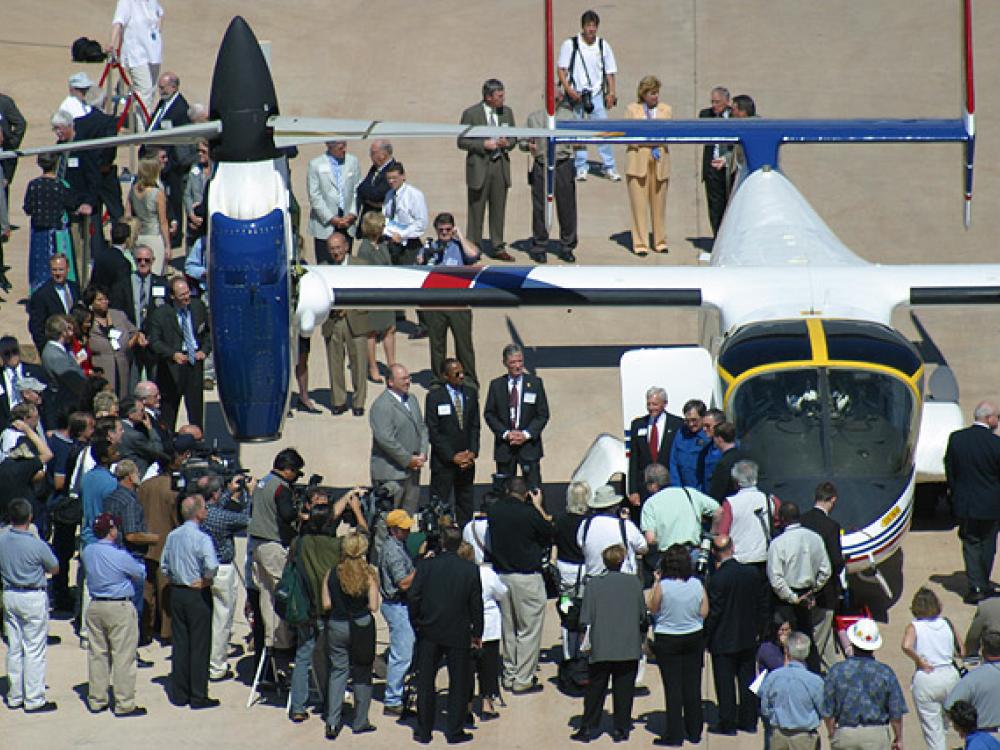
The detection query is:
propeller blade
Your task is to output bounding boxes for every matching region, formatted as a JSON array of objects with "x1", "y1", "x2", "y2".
[{"x1": 0, "y1": 121, "x2": 223, "y2": 161}]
